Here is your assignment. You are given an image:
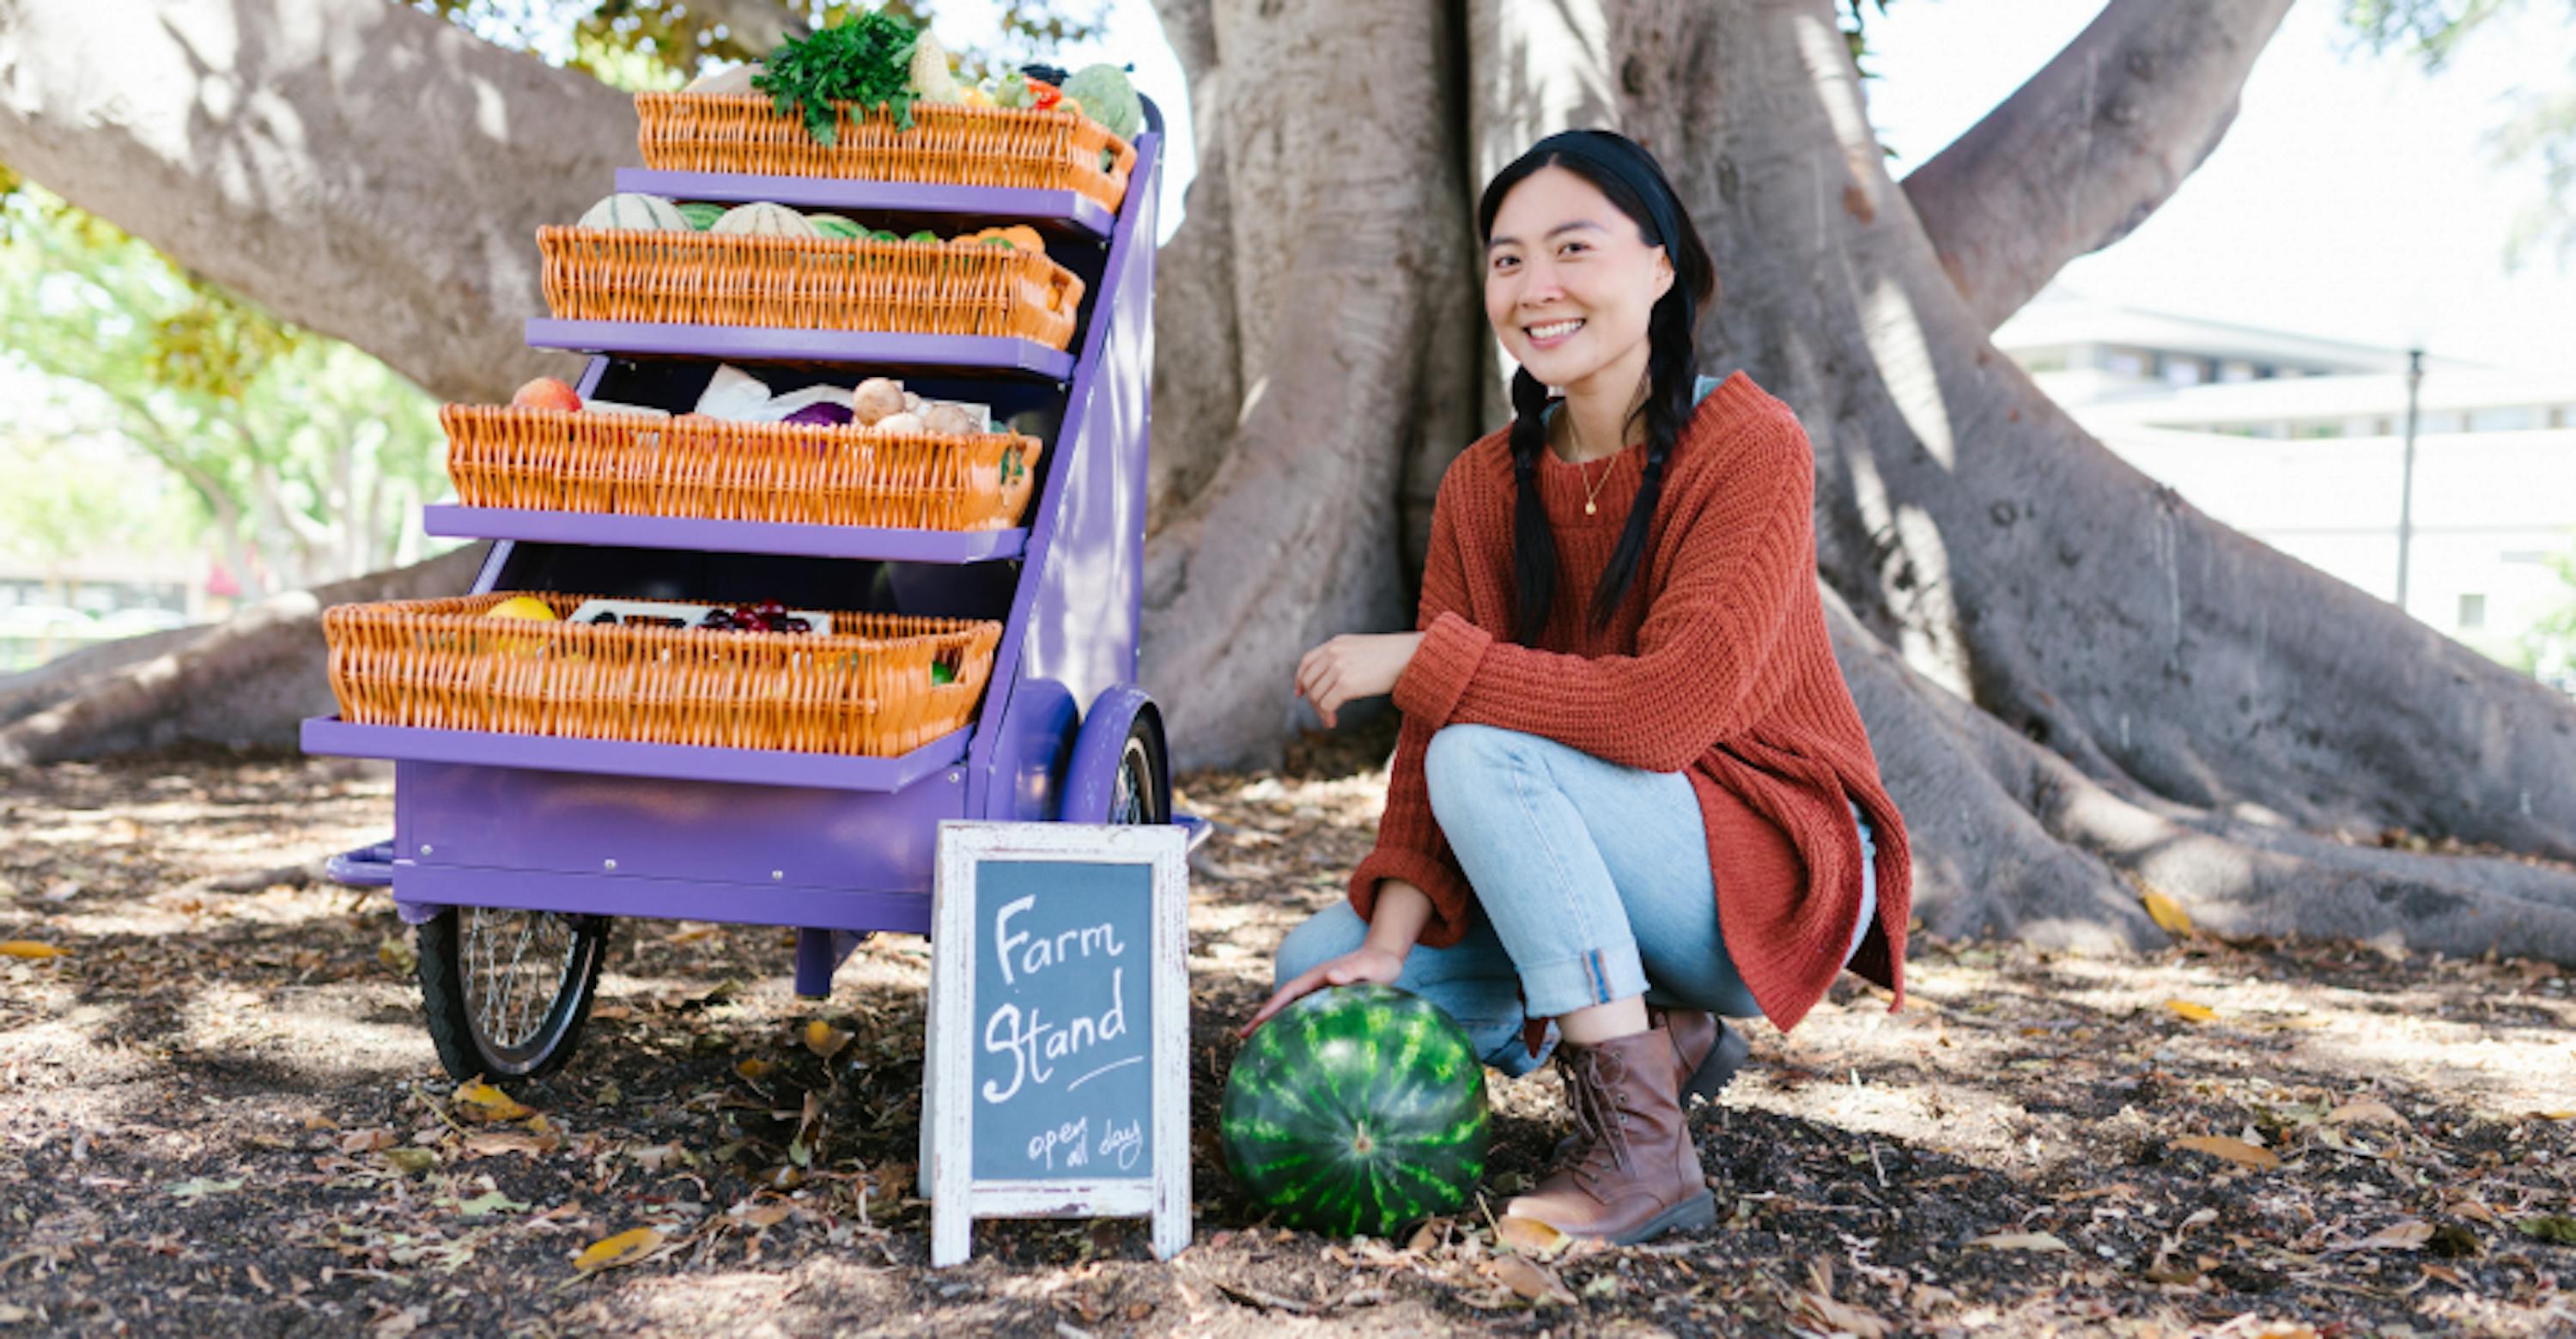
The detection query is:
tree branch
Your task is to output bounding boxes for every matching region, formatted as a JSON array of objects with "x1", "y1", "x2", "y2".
[
  {"x1": 1899, "y1": 0, "x2": 2296, "y2": 331},
  {"x1": 0, "y1": 0, "x2": 627, "y2": 404}
]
